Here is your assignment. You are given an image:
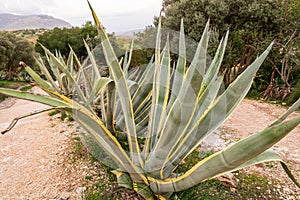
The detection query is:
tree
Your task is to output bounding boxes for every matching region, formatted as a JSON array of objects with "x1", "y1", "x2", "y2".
[
  {"x1": 35, "y1": 22, "x2": 122, "y2": 62},
  {"x1": 0, "y1": 31, "x2": 35, "y2": 80},
  {"x1": 263, "y1": 0, "x2": 300, "y2": 100},
  {"x1": 139, "y1": 0, "x2": 300, "y2": 102},
  {"x1": 160, "y1": 0, "x2": 281, "y2": 82}
]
